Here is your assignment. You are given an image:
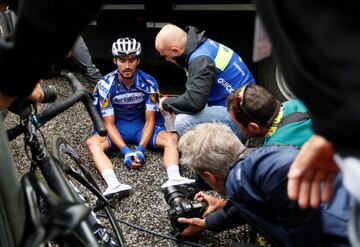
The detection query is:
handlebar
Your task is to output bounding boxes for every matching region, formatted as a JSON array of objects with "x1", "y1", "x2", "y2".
[{"x1": 7, "y1": 72, "x2": 106, "y2": 141}]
